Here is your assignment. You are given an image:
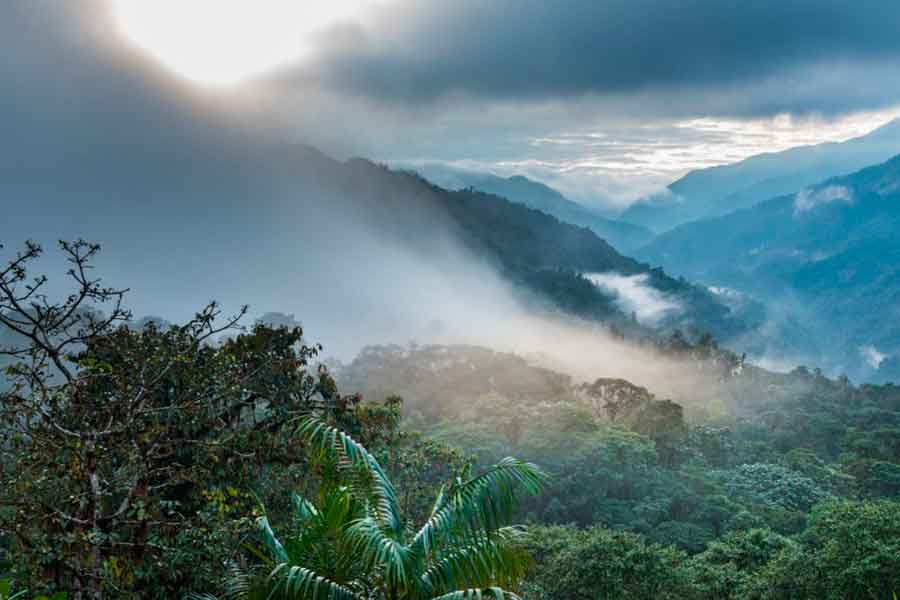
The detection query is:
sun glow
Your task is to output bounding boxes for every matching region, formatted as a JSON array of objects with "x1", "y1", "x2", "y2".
[{"x1": 113, "y1": 0, "x2": 375, "y2": 86}]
